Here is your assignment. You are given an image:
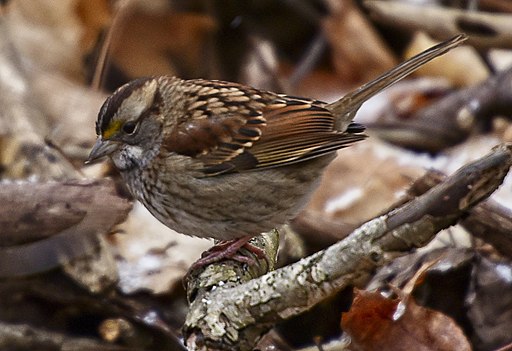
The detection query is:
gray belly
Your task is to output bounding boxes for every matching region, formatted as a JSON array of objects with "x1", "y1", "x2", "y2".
[{"x1": 126, "y1": 155, "x2": 334, "y2": 240}]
